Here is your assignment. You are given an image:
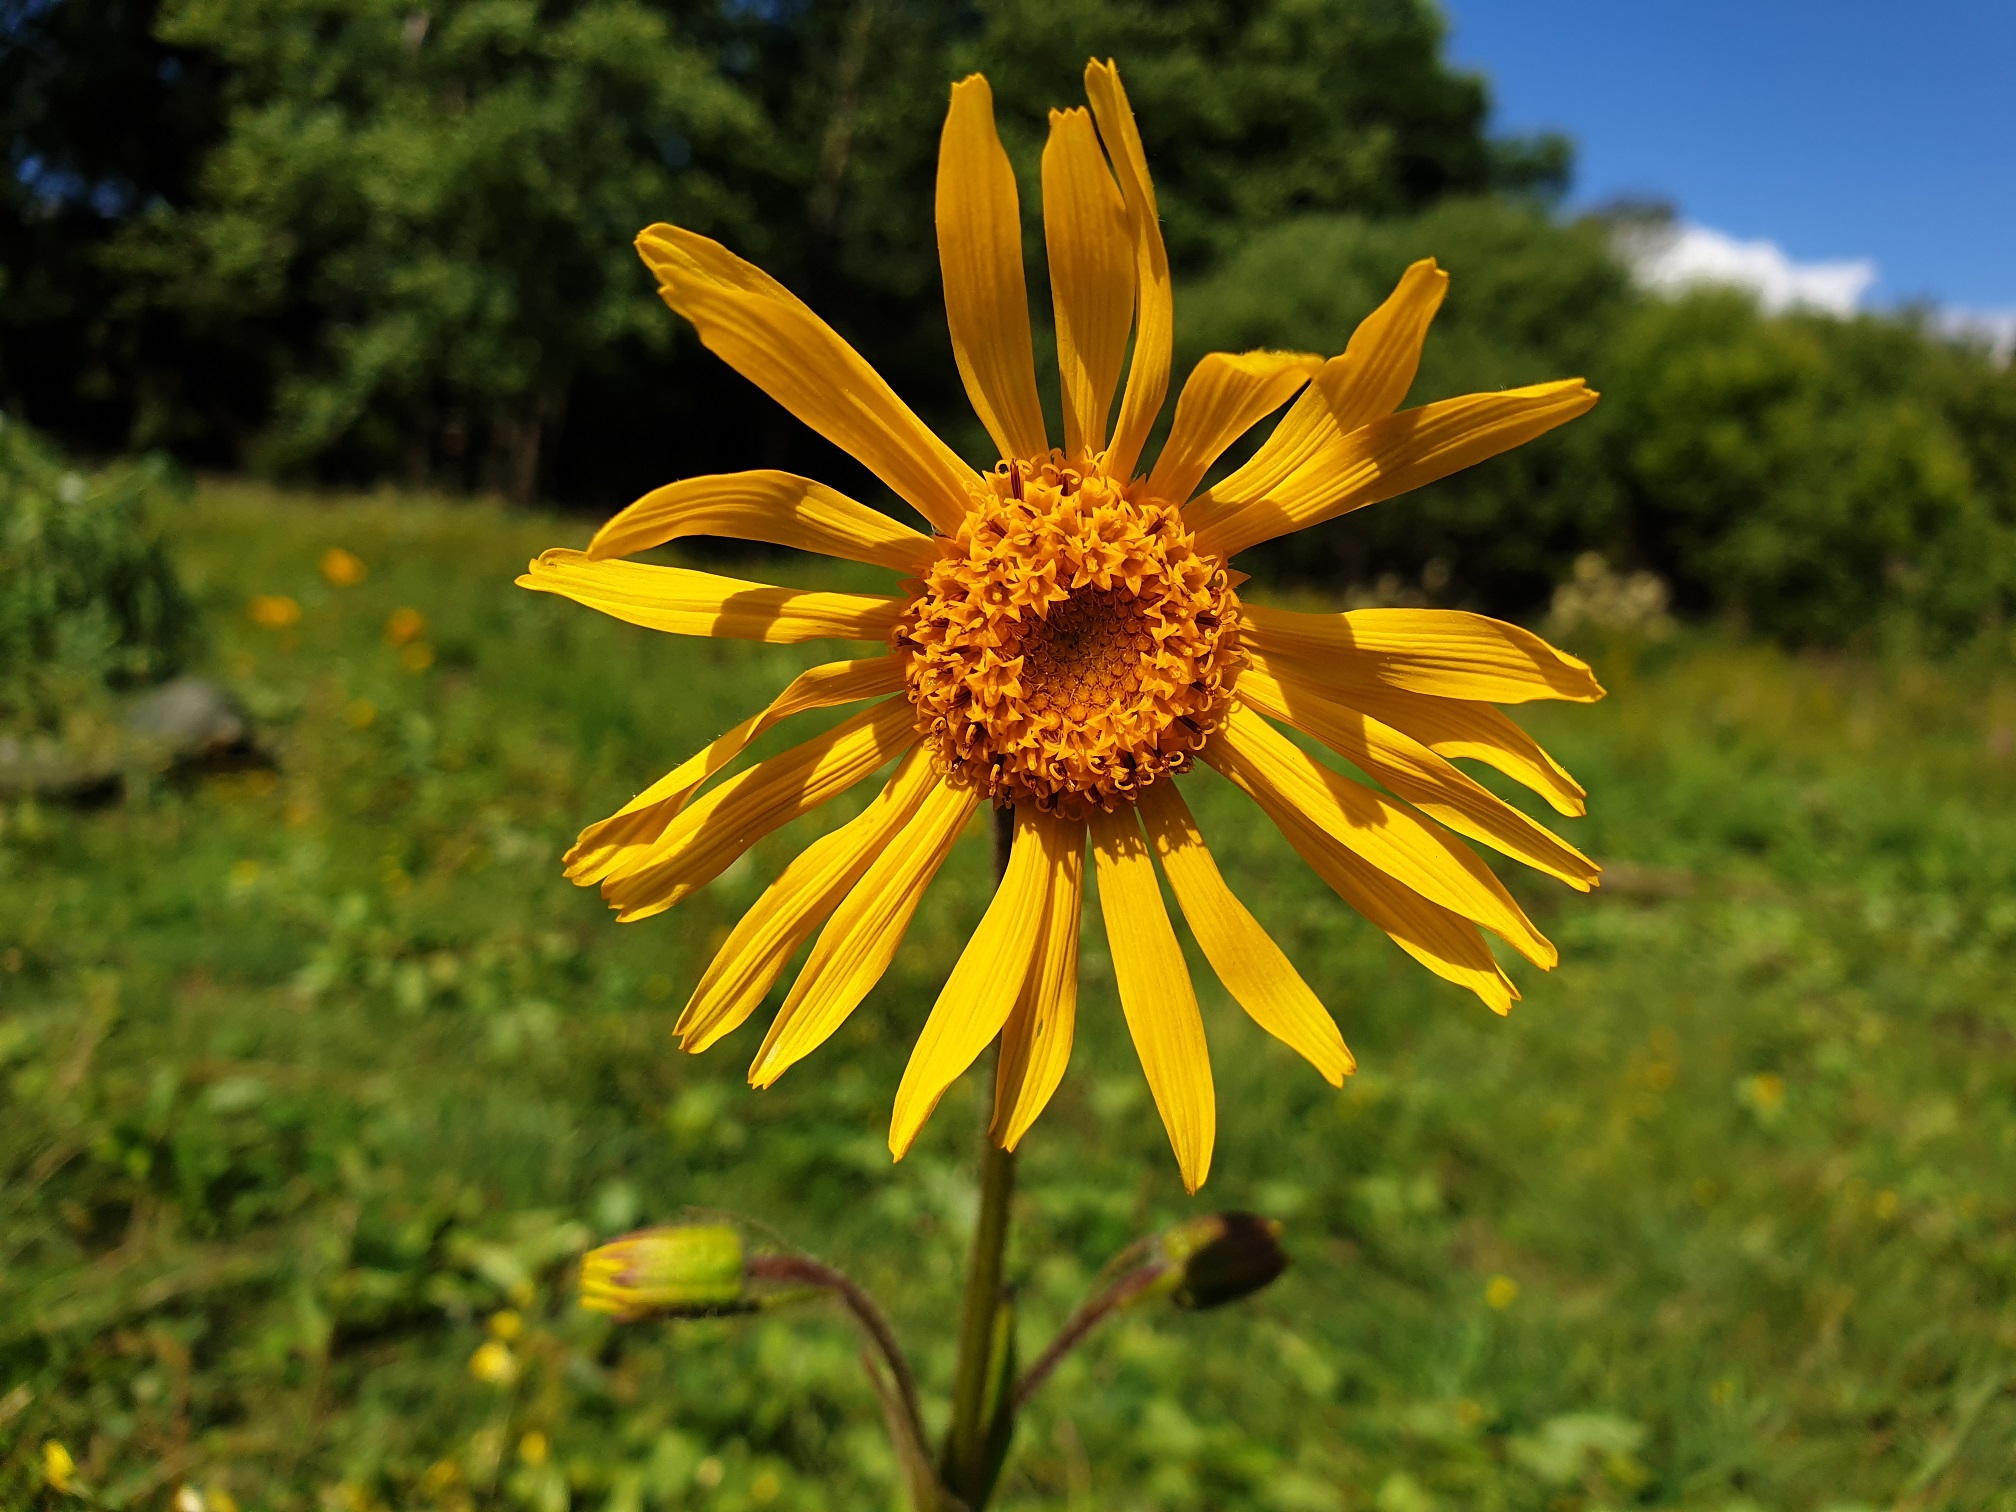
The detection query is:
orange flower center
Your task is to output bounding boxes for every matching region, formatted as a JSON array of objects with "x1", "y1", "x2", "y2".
[{"x1": 897, "y1": 454, "x2": 1241, "y2": 818}]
